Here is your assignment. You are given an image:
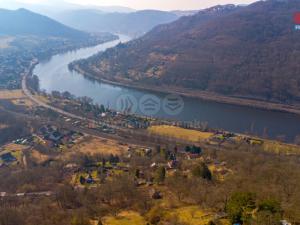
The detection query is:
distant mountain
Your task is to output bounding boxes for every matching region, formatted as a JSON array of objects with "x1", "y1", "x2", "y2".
[
  {"x1": 0, "y1": 8, "x2": 89, "y2": 39},
  {"x1": 55, "y1": 9, "x2": 179, "y2": 37},
  {"x1": 0, "y1": 0, "x2": 135, "y2": 16},
  {"x1": 171, "y1": 10, "x2": 199, "y2": 17},
  {"x1": 78, "y1": 0, "x2": 300, "y2": 104},
  {"x1": 91, "y1": 6, "x2": 135, "y2": 13}
]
